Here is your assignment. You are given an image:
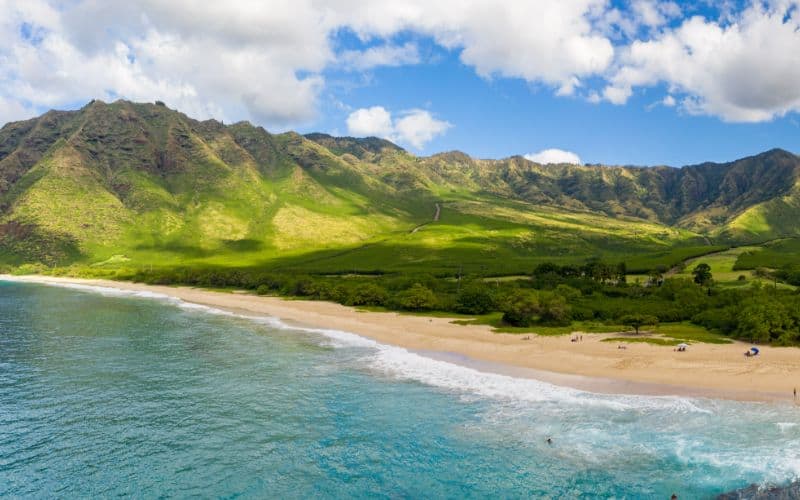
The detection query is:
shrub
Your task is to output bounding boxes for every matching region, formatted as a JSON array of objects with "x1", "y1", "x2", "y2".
[
  {"x1": 555, "y1": 284, "x2": 581, "y2": 300},
  {"x1": 455, "y1": 284, "x2": 496, "y2": 314},
  {"x1": 347, "y1": 283, "x2": 389, "y2": 306},
  {"x1": 395, "y1": 284, "x2": 437, "y2": 311},
  {"x1": 501, "y1": 290, "x2": 540, "y2": 327},
  {"x1": 539, "y1": 292, "x2": 570, "y2": 325}
]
